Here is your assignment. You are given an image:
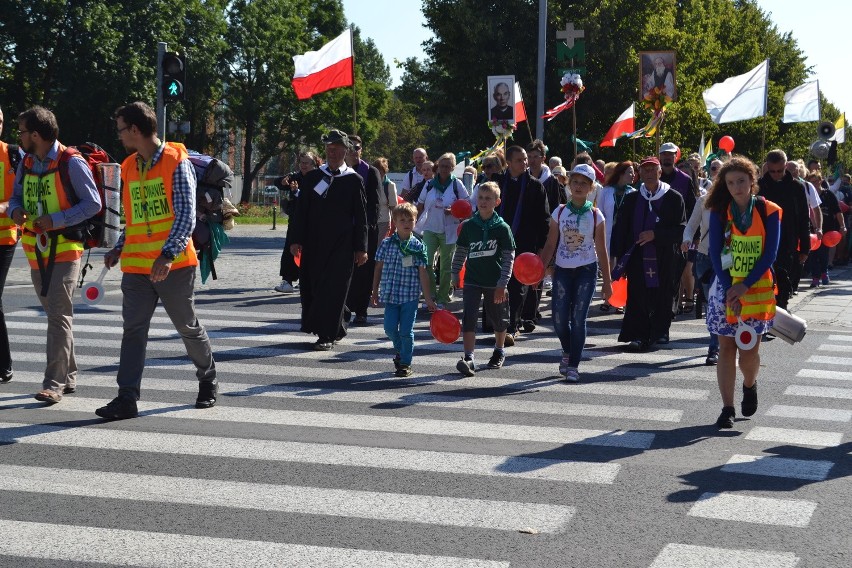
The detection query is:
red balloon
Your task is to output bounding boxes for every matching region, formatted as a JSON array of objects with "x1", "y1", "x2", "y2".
[
  {"x1": 609, "y1": 278, "x2": 628, "y2": 308},
  {"x1": 294, "y1": 251, "x2": 301, "y2": 267},
  {"x1": 839, "y1": 201, "x2": 850, "y2": 213},
  {"x1": 823, "y1": 230, "x2": 842, "y2": 247},
  {"x1": 450, "y1": 199, "x2": 473, "y2": 220},
  {"x1": 718, "y1": 135, "x2": 735, "y2": 153},
  {"x1": 456, "y1": 220, "x2": 465, "y2": 237},
  {"x1": 396, "y1": 195, "x2": 405, "y2": 204},
  {"x1": 430, "y1": 309, "x2": 461, "y2": 344},
  {"x1": 809, "y1": 234, "x2": 821, "y2": 251},
  {"x1": 513, "y1": 252, "x2": 545, "y2": 285},
  {"x1": 458, "y1": 262, "x2": 466, "y2": 289}
]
